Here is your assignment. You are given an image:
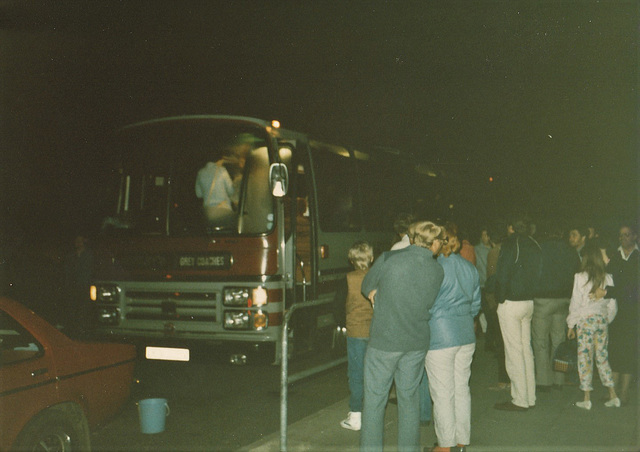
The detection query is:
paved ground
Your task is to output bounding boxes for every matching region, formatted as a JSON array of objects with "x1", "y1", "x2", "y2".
[{"x1": 243, "y1": 338, "x2": 640, "y2": 451}]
